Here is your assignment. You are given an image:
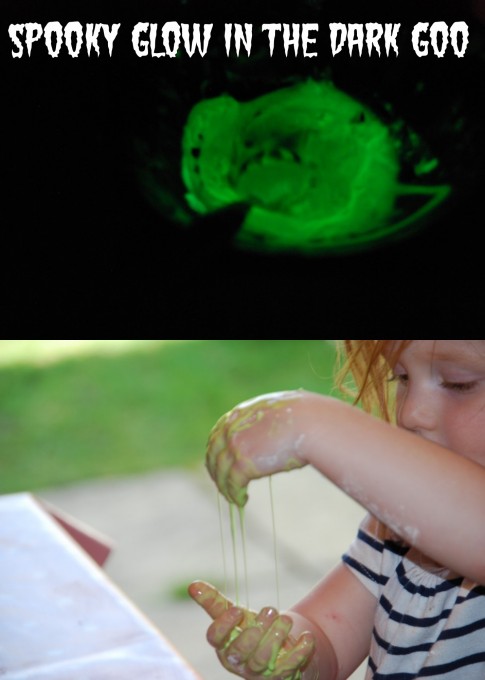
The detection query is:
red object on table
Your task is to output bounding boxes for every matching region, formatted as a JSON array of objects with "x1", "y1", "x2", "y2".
[
  {"x1": 0, "y1": 492, "x2": 202, "y2": 679},
  {"x1": 37, "y1": 496, "x2": 113, "y2": 567}
]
